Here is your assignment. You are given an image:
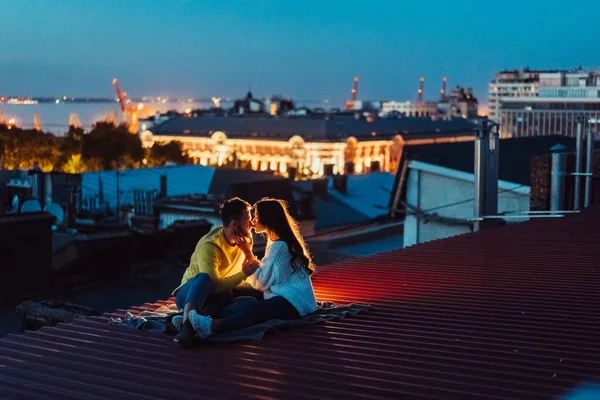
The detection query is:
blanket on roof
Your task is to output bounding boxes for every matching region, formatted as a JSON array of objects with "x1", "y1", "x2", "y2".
[{"x1": 109, "y1": 301, "x2": 370, "y2": 342}]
